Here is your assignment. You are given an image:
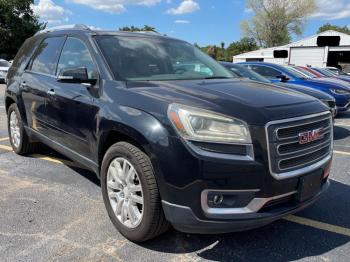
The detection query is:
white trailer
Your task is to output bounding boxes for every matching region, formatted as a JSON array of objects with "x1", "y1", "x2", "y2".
[{"x1": 233, "y1": 30, "x2": 350, "y2": 70}]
